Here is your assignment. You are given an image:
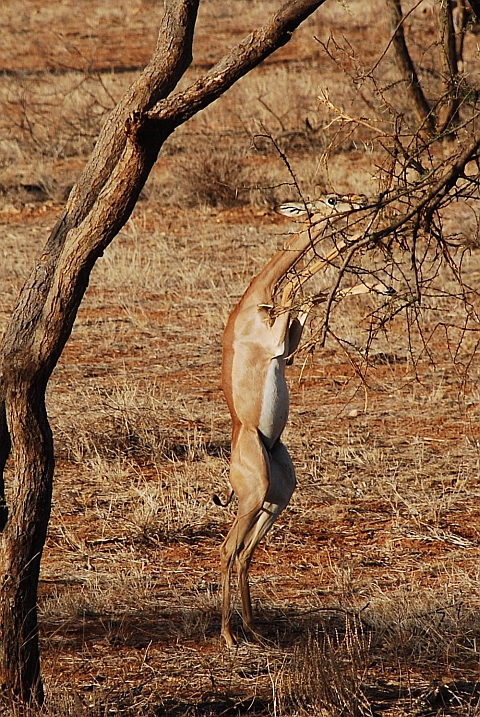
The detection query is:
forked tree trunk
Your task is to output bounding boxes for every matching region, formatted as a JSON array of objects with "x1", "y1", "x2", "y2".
[
  {"x1": 0, "y1": 0, "x2": 327, "y2": 706},
  {"x1": 386, "y1": 0, "x2": 468, "y2": 140}
]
